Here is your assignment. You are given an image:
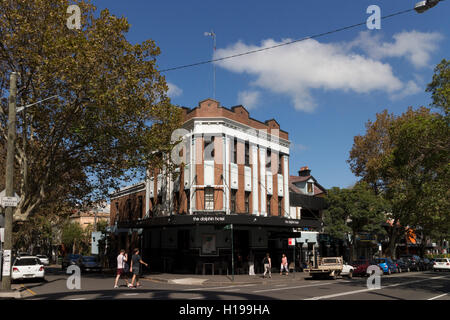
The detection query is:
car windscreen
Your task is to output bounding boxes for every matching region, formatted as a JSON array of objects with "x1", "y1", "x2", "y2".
[
  {"x1": 322, "y1": 259, "x2": 338, "y2": 264},
  {"x1": 82, "y1": 257, "x2": 97, "y2": 261},
  {"x1": 14, "y1": 258, "x2": 40, "y2": 266}
]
